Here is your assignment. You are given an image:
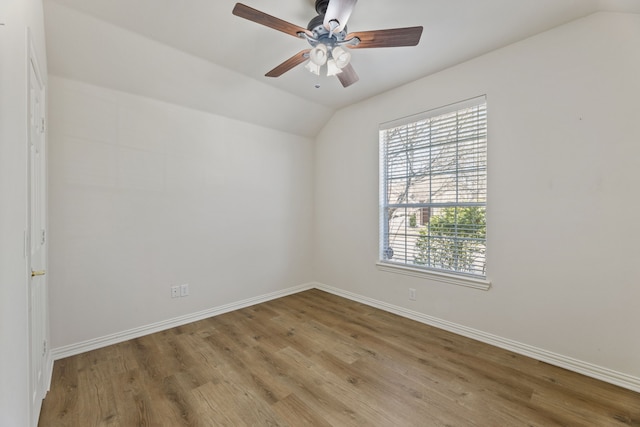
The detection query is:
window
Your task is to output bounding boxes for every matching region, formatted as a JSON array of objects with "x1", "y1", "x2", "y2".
[{"x1": 379, "y1": 96, "x2": 488, "y2": 287}]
